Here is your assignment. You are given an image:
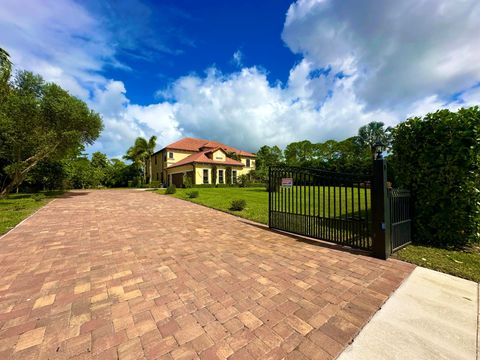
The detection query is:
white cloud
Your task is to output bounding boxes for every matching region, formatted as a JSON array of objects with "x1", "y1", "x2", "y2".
[
  {"x1": 0, "y1": 0, "x2": 115, "y2": 98},
  {"x1": 2, "y1": 0, "x2": 479, "y2": 158},
  {"x1": 282, "y1": 0, "x2": 480, "y2": 110},
  {"x1": 232, "y1": 50, "x2": 243, "y2": 67}
]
